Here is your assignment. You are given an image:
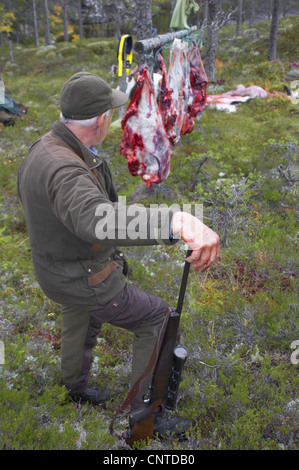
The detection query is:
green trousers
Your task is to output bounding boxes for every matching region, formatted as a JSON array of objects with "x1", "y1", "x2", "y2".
[{"x1": 60, "y1": 283, "x2": 170, "y2": 403}]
